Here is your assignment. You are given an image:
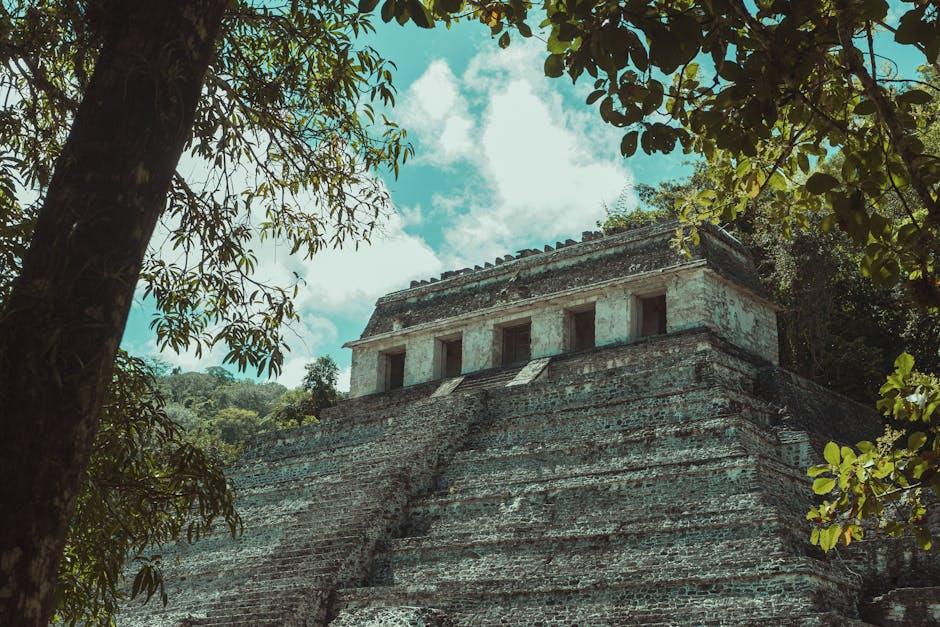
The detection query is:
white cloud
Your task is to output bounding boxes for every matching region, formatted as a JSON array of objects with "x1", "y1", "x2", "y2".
[
  {"x1": 289, "y1": 213, "x2": 443, "y2": 314},
  {"x1": 398, "y1": 42, "x2": 635, "y2": 264},
  {"x1": 134, "y1": 40, "x2": 635, "y2": 385},
  {"x1": 399, "y1": 60, "x2": 475, "y2": 166},
  {"x1": 141, "y1": 147, "x2": 444, "y2": 386}
]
